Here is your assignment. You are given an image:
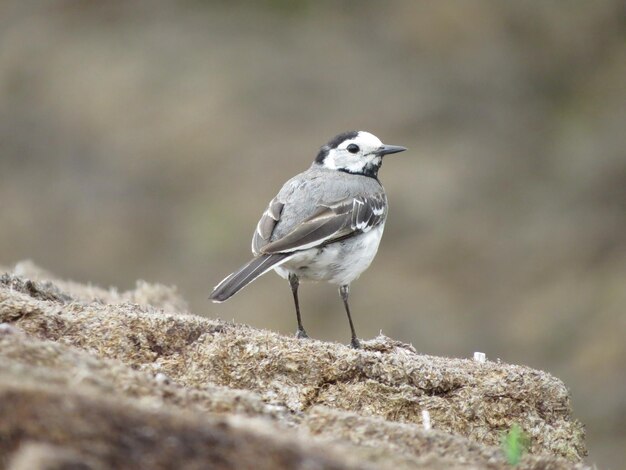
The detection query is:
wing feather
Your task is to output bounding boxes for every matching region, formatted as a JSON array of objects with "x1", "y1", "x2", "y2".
[
  {"x1": 258, "y1": 193, "x2": 387, "y2": 254},
  {"x1": 252, "y1": 197, "x2": 284, "y2": 255}
]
